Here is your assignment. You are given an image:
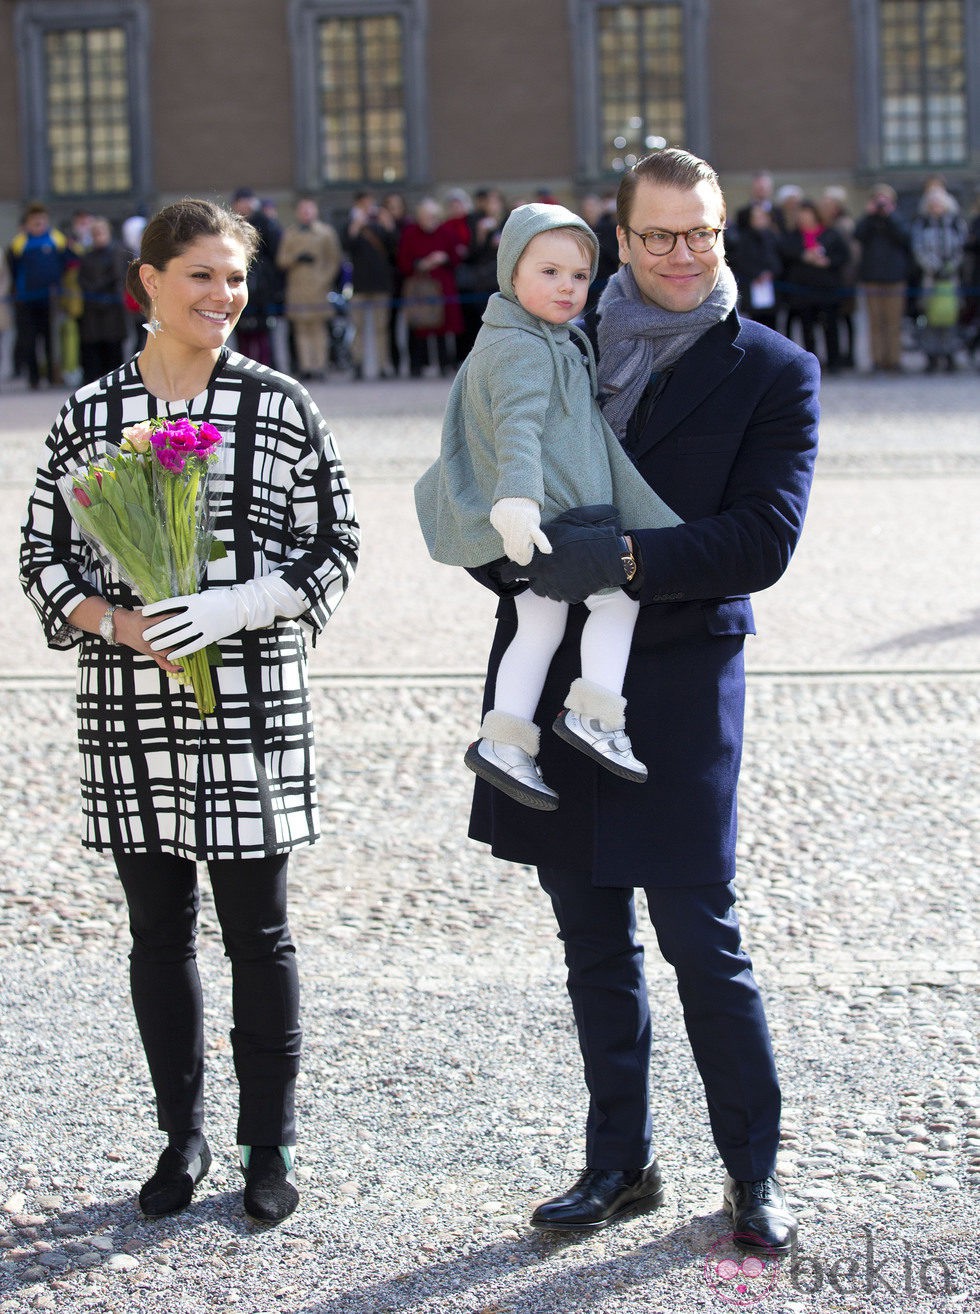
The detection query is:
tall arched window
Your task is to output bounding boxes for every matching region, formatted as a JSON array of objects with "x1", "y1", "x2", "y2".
[
  {"x1": 290, "y1": 0, "x2": 427, "y2": 191},
  {"x1": 15, "y1": 0, "x2": 151, "y2": 204},
  {"x1": 569, "y1": 0, "x2": 709, "y2": 185},
  {"x1": 853, "y1": 0, "x2": 979, "y2": 172}
]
